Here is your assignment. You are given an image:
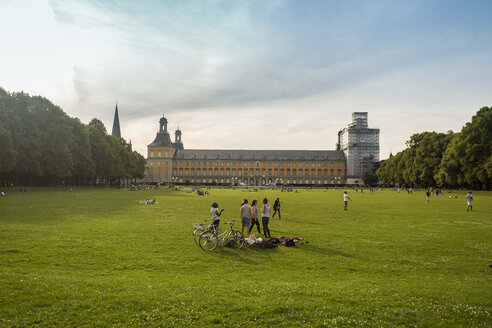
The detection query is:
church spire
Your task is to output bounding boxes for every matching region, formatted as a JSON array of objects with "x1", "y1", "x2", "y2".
[{"x1": 112, "y1": 103, "x2": 121, "y2": 138}]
